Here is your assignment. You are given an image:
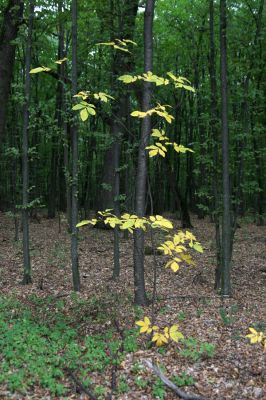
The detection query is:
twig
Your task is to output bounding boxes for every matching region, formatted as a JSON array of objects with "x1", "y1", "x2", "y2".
[
  {"x1": 143, "y1": 360, "x2": 207, "y2": 400},
  {"x1": 106, "y1": 320, "x2": 125, "y2": 399},
  {"x1": 65, "y1": 367, "x2": 98, "y2": 400}
]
